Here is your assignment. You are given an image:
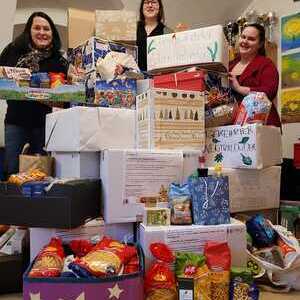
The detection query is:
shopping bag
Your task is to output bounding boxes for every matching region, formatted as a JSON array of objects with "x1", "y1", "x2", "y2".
[
  {"x1": 188, "y1": 175, "x2": 230, "y2": 225},
  {"x1": 19, "y1": 143, "x2": 54, "y2": 176}
]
